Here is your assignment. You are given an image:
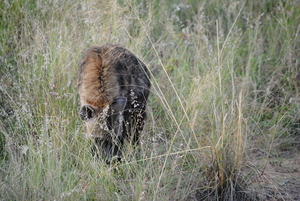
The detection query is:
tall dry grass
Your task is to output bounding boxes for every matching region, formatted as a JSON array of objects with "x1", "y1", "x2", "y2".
[{"x1": 0, "y1": 0, "x2": 299, "y2": 200}]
